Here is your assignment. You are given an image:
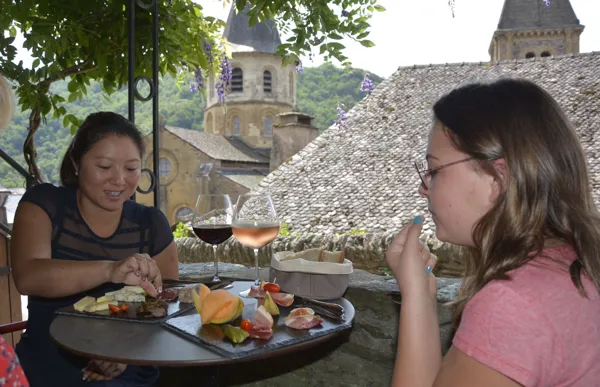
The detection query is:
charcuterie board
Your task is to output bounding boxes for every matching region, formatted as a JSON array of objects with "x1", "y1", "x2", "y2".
[{"x1": 162, "y1": 286, "x2": 352, "y2": 359}]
